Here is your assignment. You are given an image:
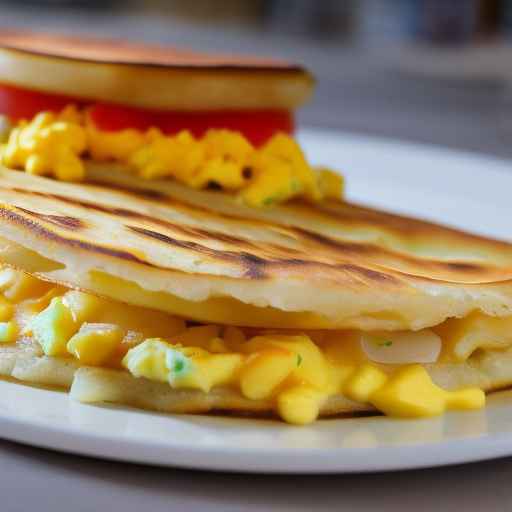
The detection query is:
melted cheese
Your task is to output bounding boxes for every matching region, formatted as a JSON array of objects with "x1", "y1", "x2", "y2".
[
  {"x1": 0, "y1": 106, "x2": 343, "y2": 207},
  {"x1": 435, "y1": 311, "x2": 512, "y2": 362},
  {"x1": 0, "y1": 267, "x2": 490, "y2": 424},
  {"x1": 344, "y1": 364, "x2": 484, "y2": 417}
]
